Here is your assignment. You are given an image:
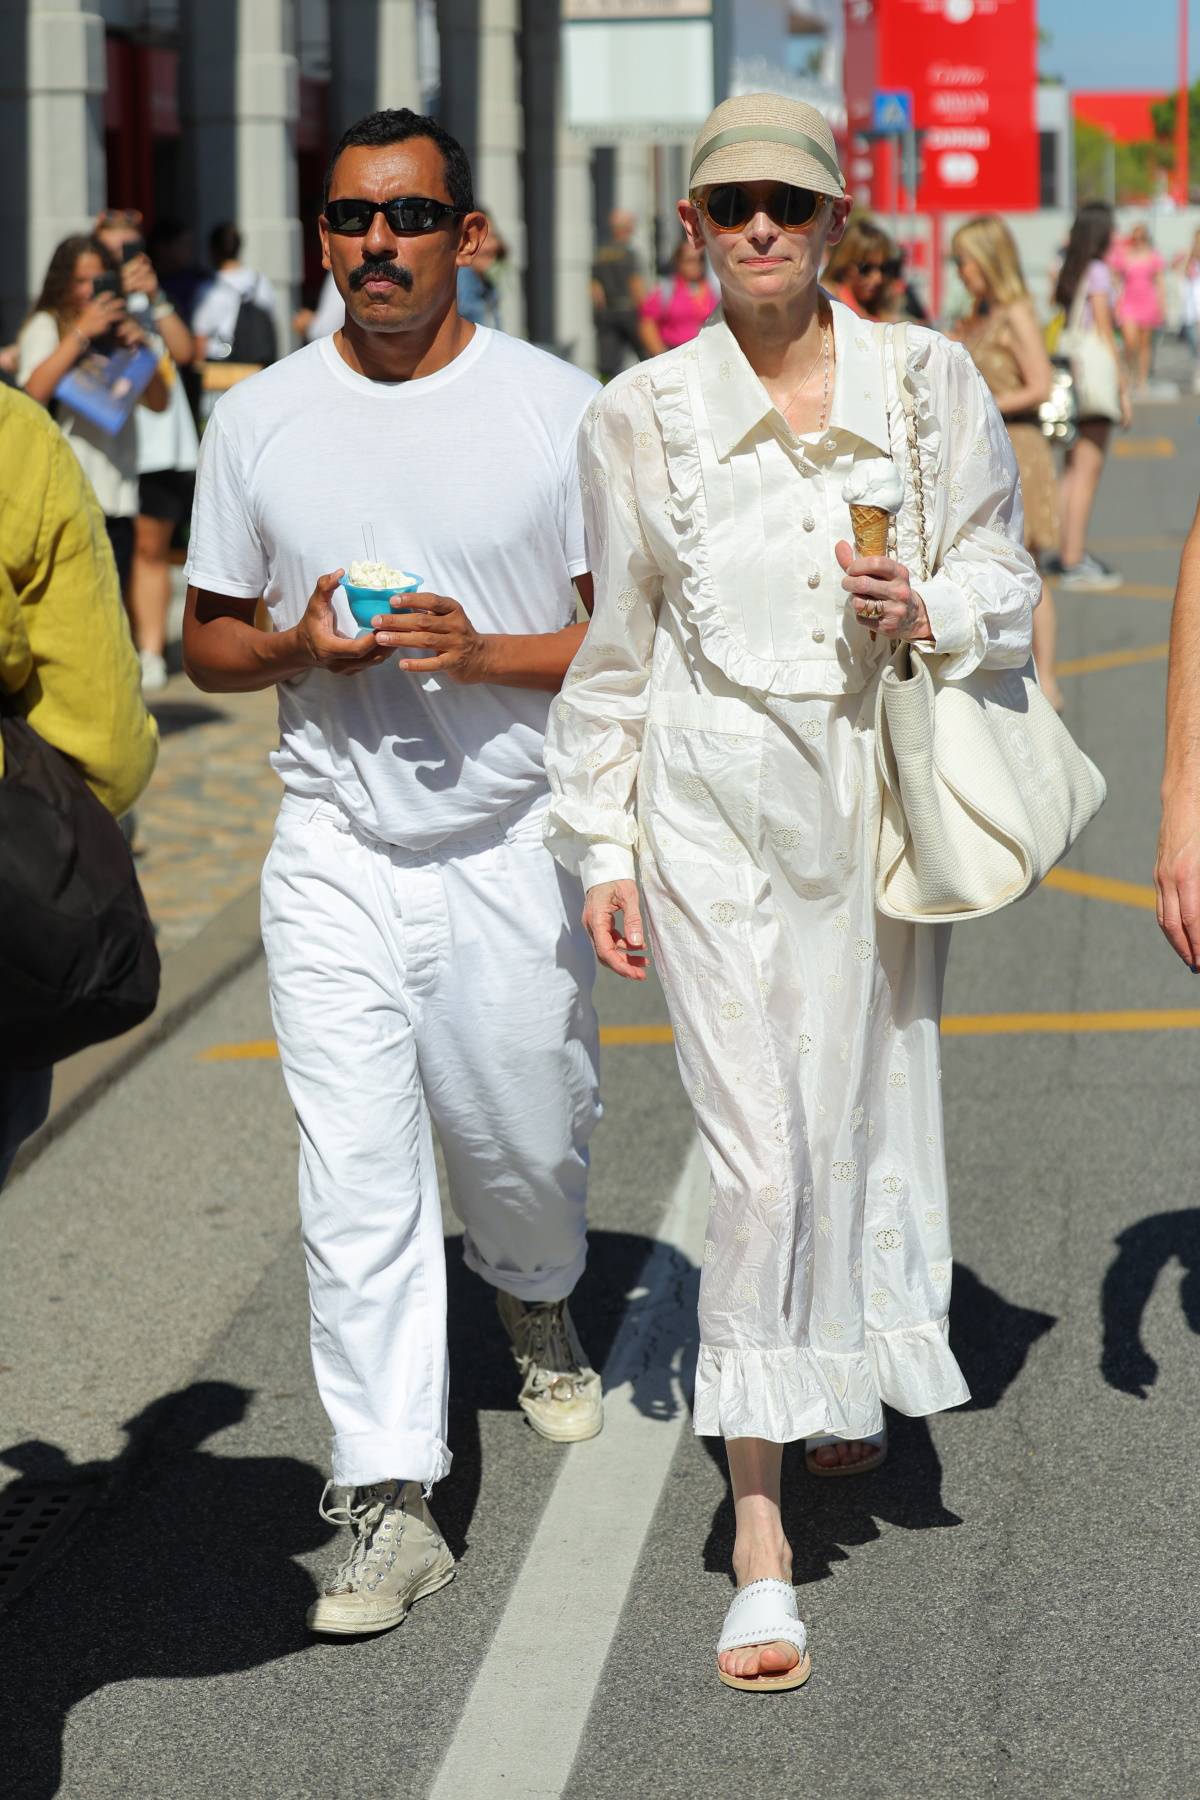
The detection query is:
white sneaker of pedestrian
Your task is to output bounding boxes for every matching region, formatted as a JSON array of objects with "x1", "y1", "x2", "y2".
[
  {"x1": 496, "y1": 1292, "x2": 604, "y2": 1443},
  {"x1": 139, "y1": 648, "x2": 168, "y2": 692},
  {"x1": 1058, "y1": 554, "x2": 1122, "y2": 591},
  {"x1": 307, "y1": 1478, "x2": 456, "y2": 1636}
]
